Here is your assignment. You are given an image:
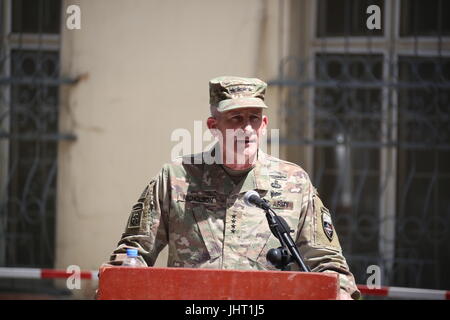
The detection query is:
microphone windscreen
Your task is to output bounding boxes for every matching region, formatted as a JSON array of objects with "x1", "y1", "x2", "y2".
[{"x1": 243, "y1": 190, "x2": 260, "y2": 207}]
